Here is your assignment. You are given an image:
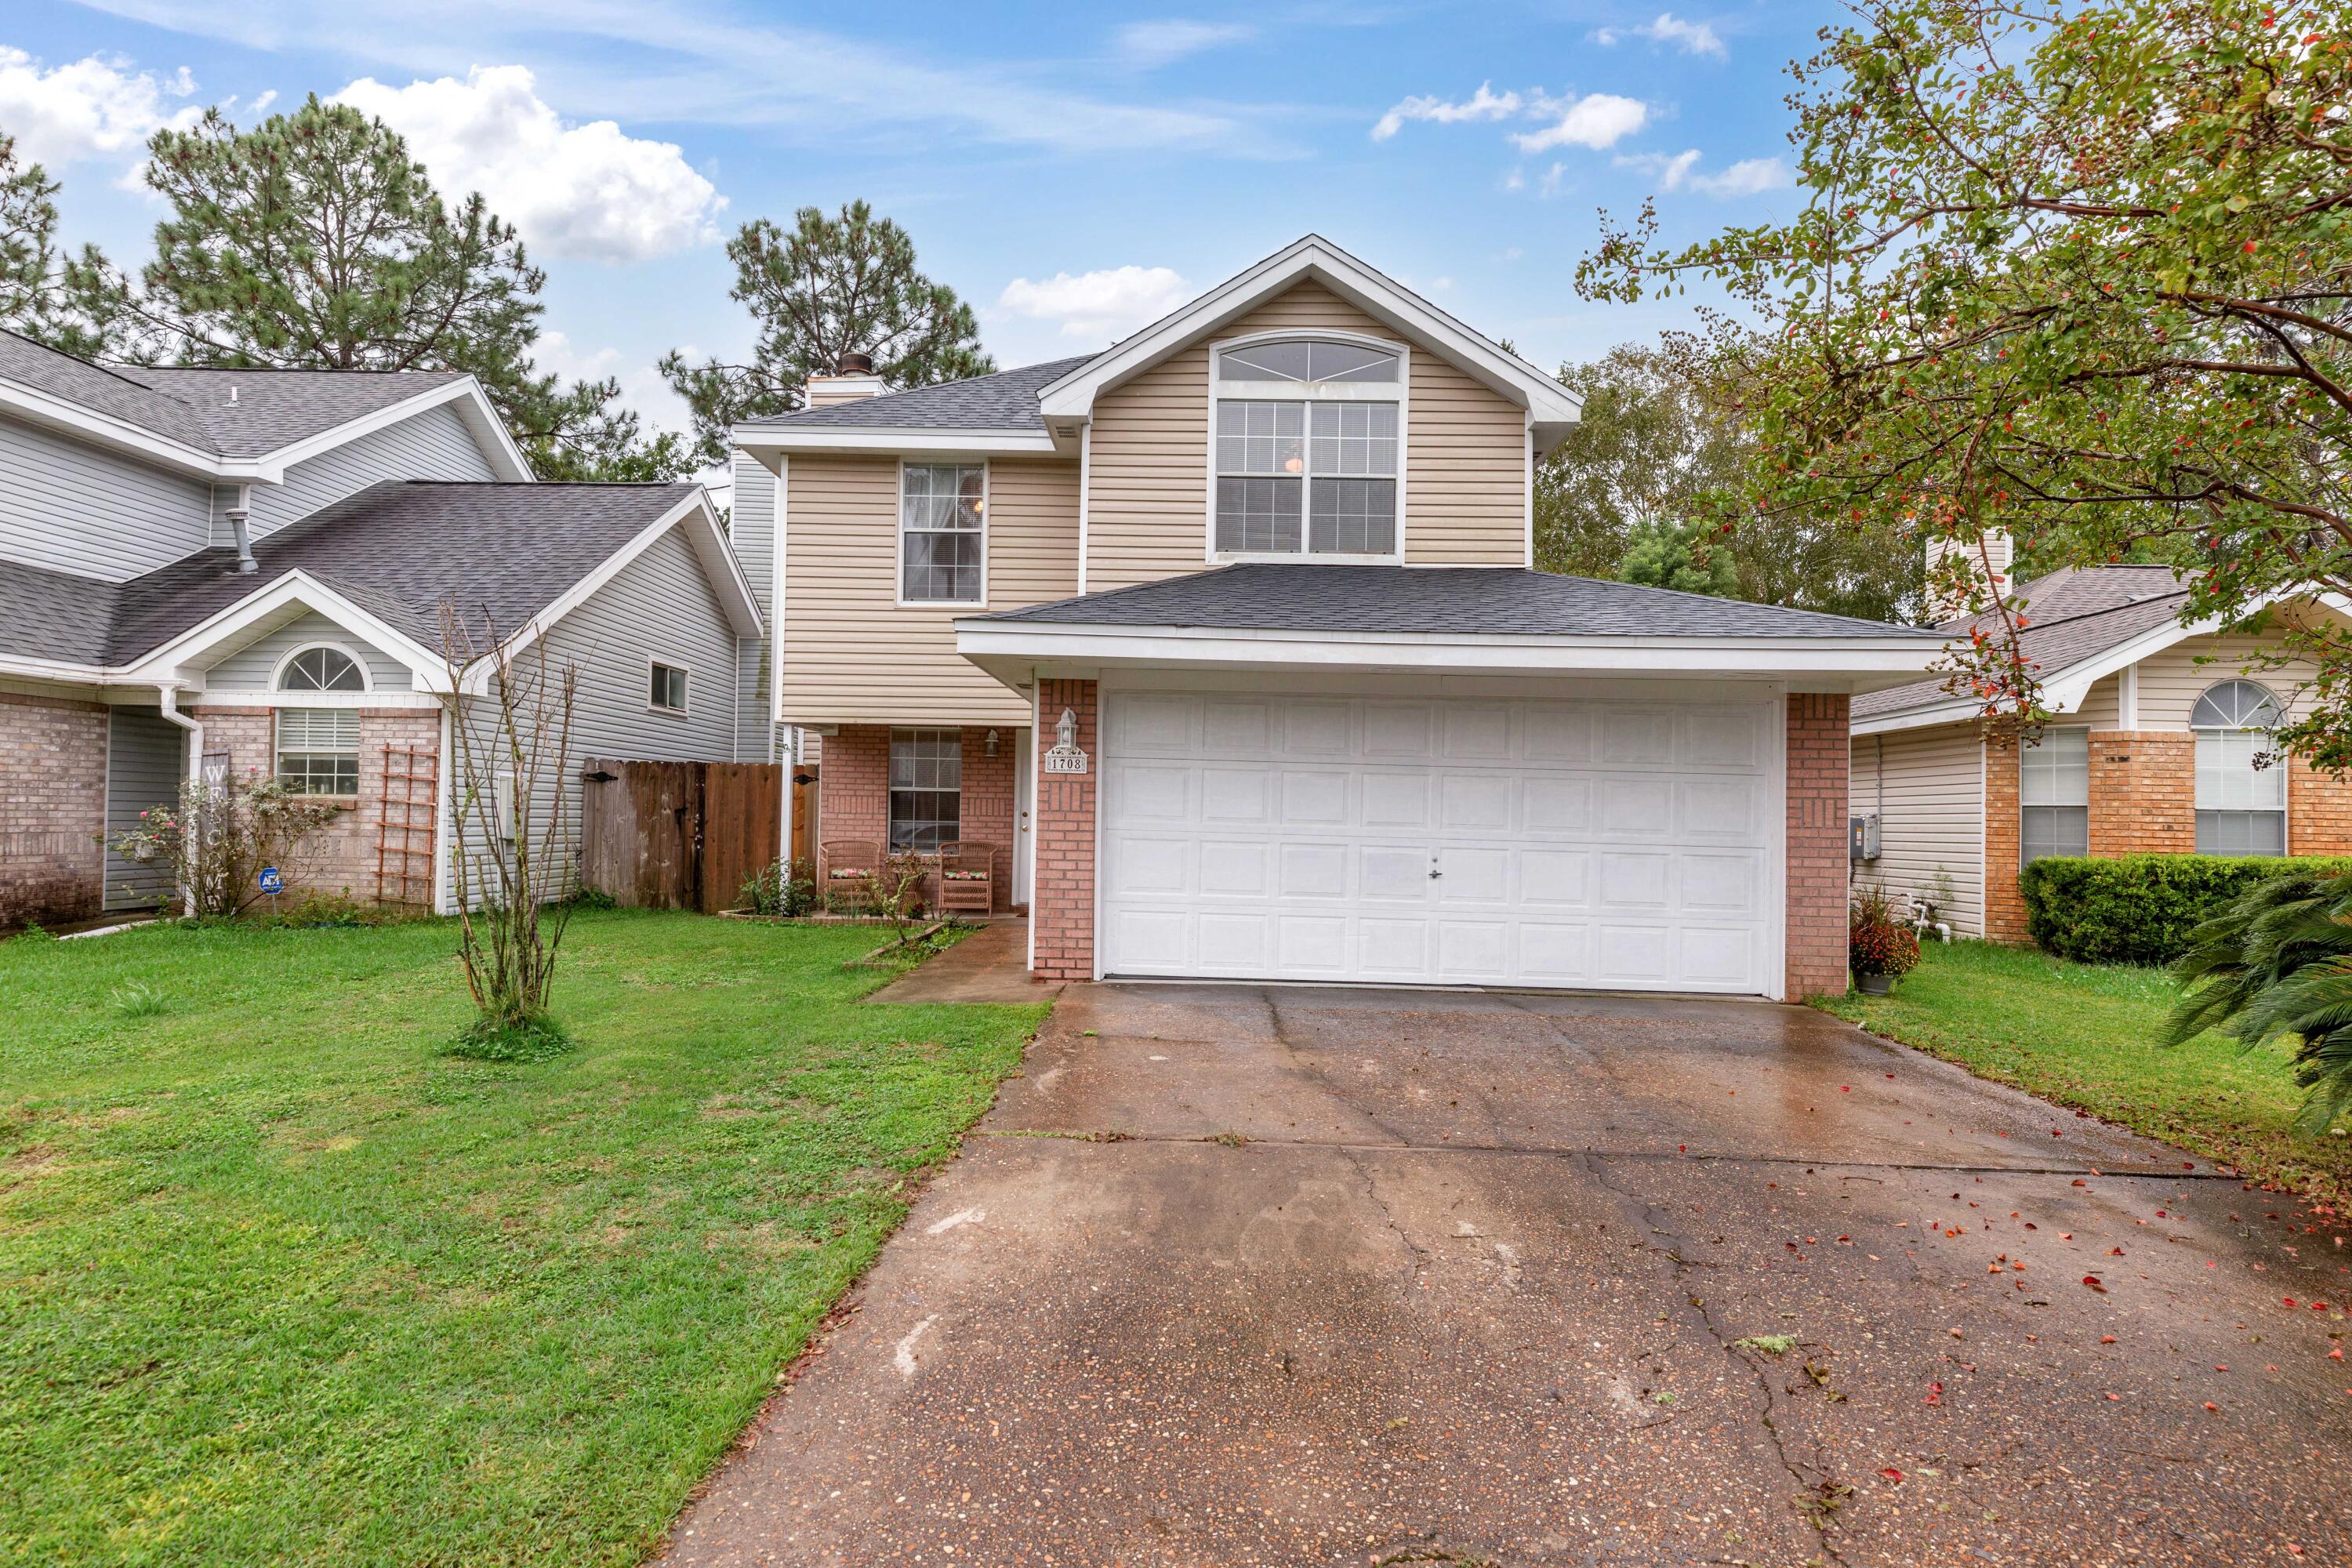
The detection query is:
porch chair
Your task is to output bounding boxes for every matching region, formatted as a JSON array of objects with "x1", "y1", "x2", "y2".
[
  {"x1": 819, "y1": 838, "x2": 880, "y2": 914},
  {"x1": 935, "y1": 841, "x2": 997, "y2": 916}
]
